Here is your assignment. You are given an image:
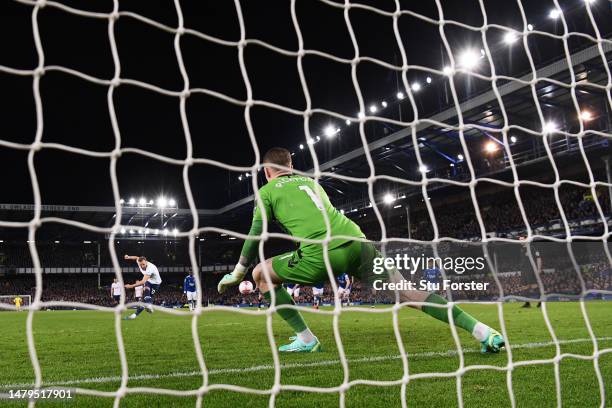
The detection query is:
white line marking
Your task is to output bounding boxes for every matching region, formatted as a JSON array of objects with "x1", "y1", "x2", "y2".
[{"x1": 1, "y1": 337, "x2": 610, "y2": 390}]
